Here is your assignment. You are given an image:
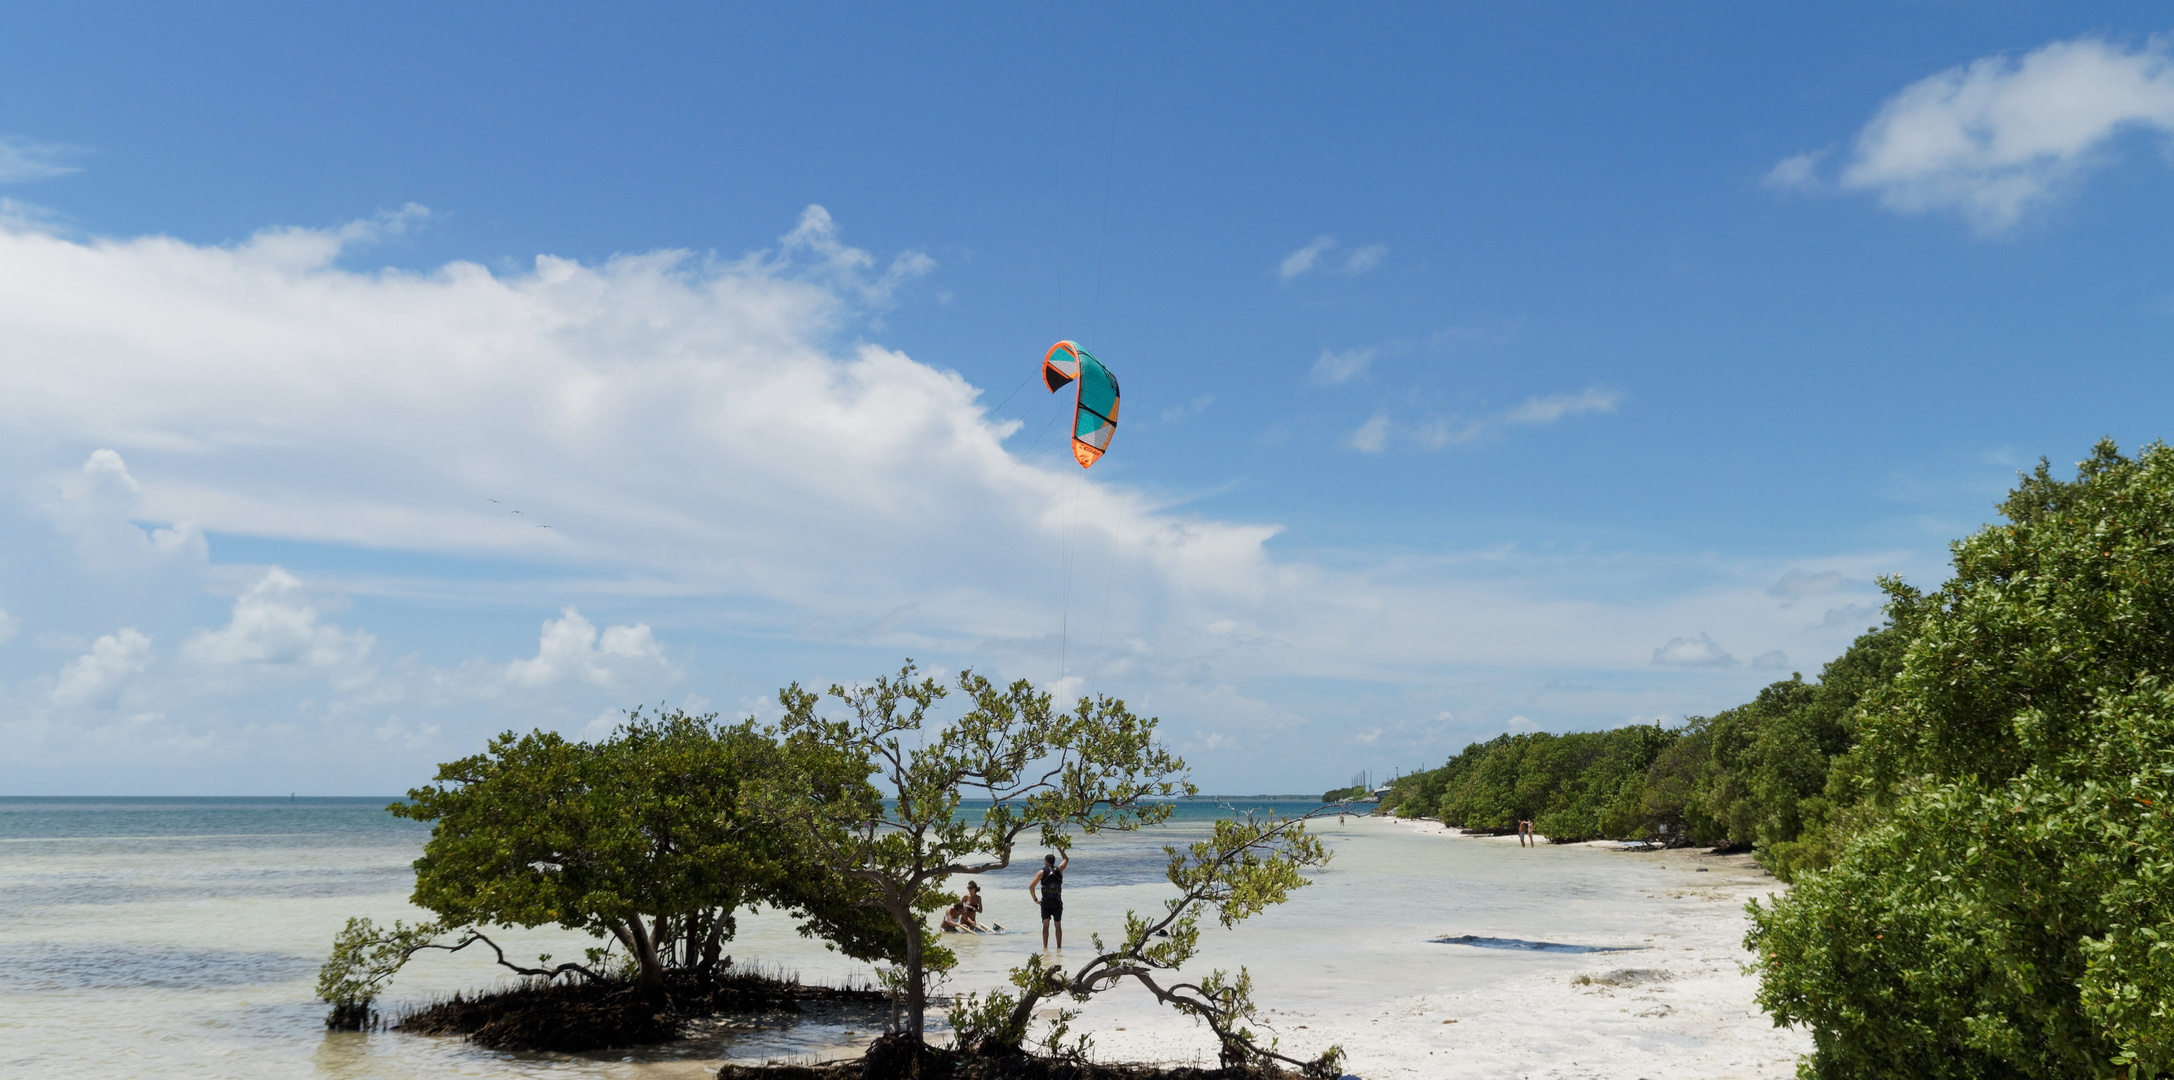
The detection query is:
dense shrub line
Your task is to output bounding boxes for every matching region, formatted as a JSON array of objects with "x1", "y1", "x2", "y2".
[
  {"x1": 1379, "y1": 619, "x2": 1903, "y2": 879},
  {"x1": 1387, "y1": 440, "x2": 2174, "y2": 1077}
]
